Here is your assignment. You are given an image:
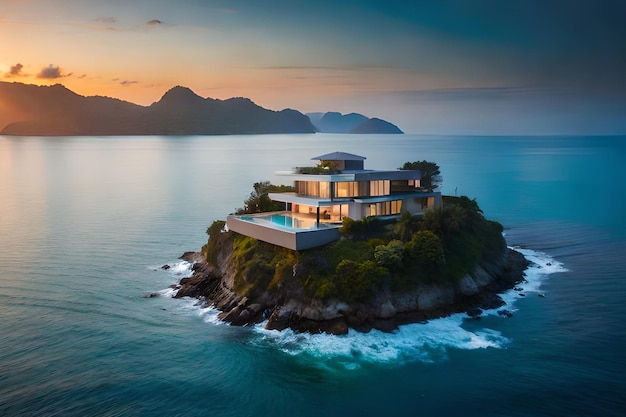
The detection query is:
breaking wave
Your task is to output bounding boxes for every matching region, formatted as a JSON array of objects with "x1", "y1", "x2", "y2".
[{"x1": 162, "y1": 248, "x2": 566, "y2": 369}]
